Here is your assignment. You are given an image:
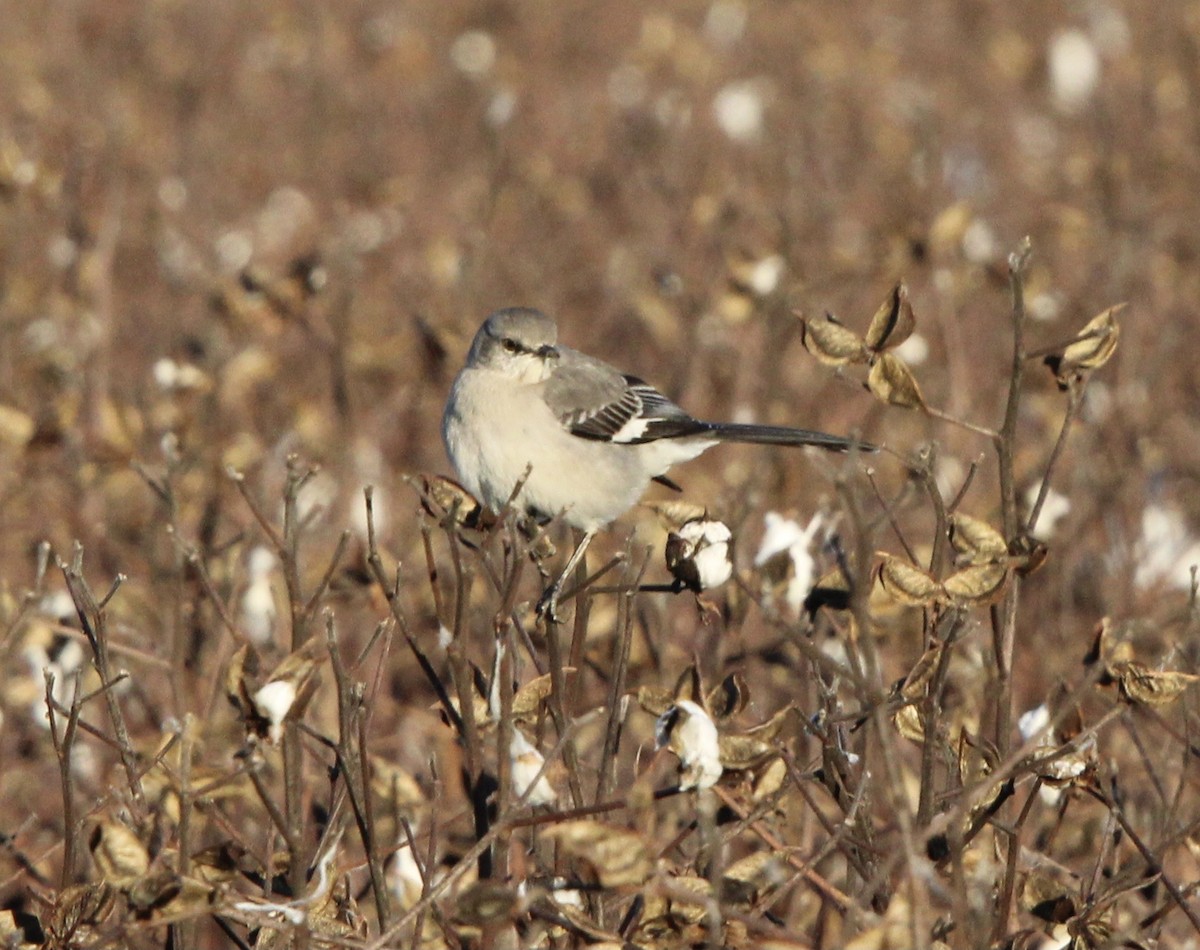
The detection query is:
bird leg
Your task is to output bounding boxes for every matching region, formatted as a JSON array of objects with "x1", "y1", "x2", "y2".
[{"x1": 536, "y1": 528, "x2": 595, "y2": 623}]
